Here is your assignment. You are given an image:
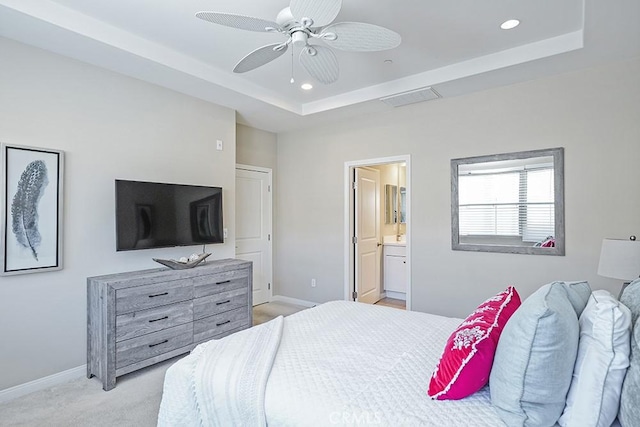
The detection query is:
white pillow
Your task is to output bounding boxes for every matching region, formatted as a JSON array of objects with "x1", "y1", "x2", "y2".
[{"x1": 558, "y1": 290, "x2": 632, "y2": 427}]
